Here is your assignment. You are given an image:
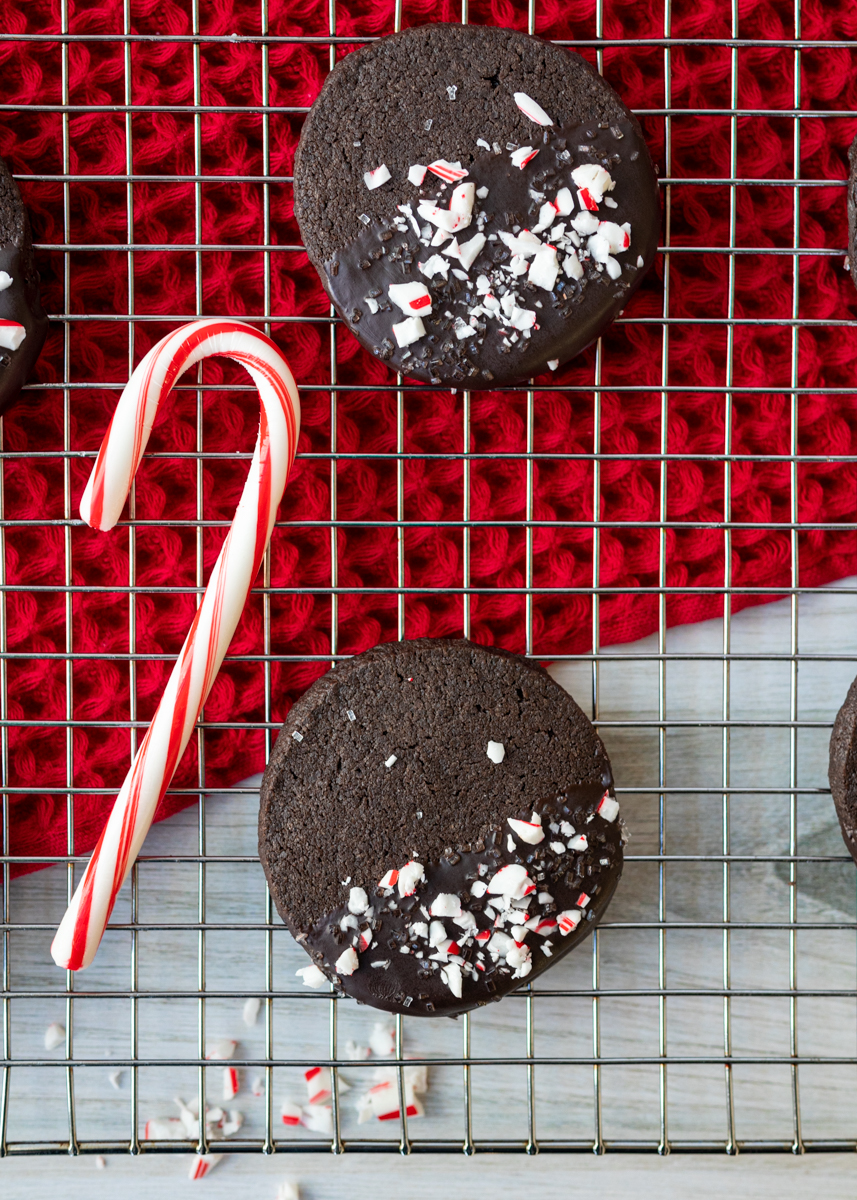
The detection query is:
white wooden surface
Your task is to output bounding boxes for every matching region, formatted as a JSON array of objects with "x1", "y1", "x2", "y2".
[{"x1": 4, "y1": 579, "x2": 857, "y2": 1195}]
